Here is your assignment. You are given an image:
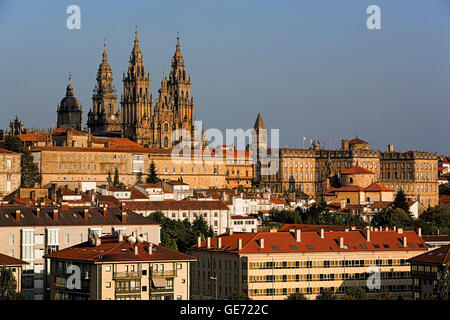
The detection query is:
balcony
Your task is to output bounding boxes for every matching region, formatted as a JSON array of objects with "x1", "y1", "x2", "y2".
[
  {"x1": 151, "y1": 270, "x2": 176, "y2": 277},
  {"x1": 150, "y1": 287, "x2": 174, "y2": 293},
  {"x1": 115, "y1": 287, "x2": 141, "y2": 294},
  {"x1": 113, "y1": 271, "x2": 142, "y2": 279}
]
